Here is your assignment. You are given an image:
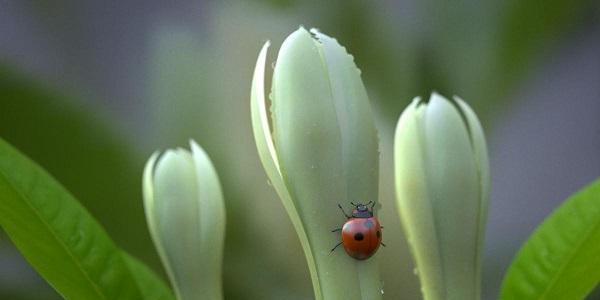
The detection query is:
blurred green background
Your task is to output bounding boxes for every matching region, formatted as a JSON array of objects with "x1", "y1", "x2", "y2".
[{"x1": 1, "y1": 1, "x2": 599, "y2": 299}]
